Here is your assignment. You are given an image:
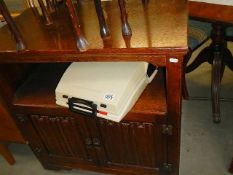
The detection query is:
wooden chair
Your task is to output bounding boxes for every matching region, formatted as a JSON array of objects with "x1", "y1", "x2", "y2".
[
  {"x1": 184, "y1": 19, "x2": 233, "y2": 123},
  {"x1": 0, "y1": 0, "x2": 132, "y2": 52}
]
